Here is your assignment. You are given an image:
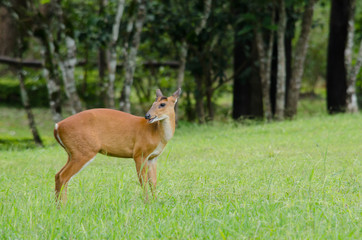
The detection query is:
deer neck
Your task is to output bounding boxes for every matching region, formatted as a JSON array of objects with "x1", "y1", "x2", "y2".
[{"x1": 158, "y1": 114, "x2": 175, "y2": 142}]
